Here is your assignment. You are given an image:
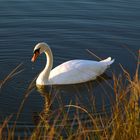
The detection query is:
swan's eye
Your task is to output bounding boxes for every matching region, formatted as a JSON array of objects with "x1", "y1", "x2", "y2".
[{"x1": 34, "y1": 48, "x2": 40, "y2": 54}]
